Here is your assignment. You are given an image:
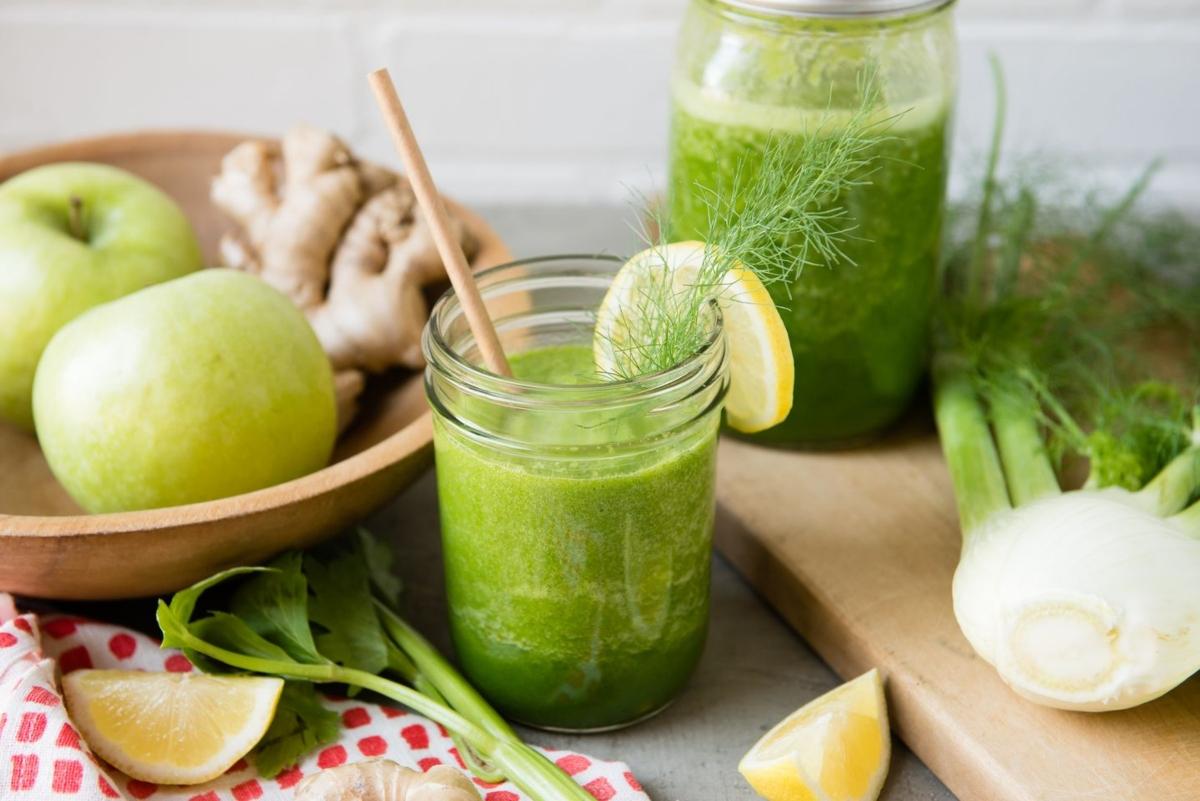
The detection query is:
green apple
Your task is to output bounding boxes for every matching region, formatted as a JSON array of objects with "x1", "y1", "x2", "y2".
[
  {"x1": 0, "y1": 162, "x2": 202, "y2": 429},
  {"x1": 33, "y1": 270, "x2": 337, "y2": 513}
]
